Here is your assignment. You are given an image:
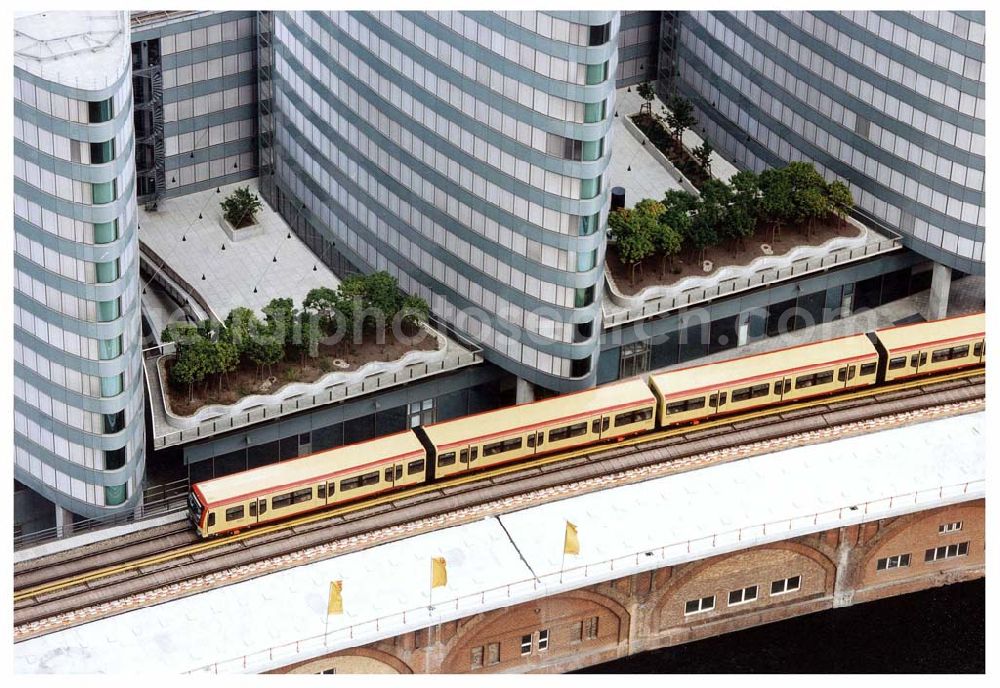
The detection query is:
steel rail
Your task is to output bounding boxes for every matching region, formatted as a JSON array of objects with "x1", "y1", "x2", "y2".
[{"x1": 14, "y1": 366, "x2": 983, "y2": 604}]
